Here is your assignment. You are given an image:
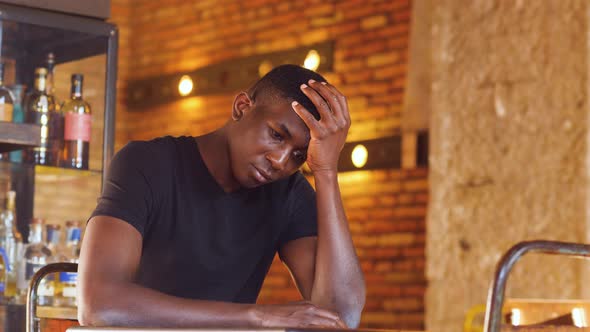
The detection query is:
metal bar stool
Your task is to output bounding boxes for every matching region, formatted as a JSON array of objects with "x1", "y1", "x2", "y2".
[
  {"x1": 27, "y1": 262, "x2": 78, "y2": 332},
  {"x1": 483, "y1": 240, "x2": 590, "y2": 332}
]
